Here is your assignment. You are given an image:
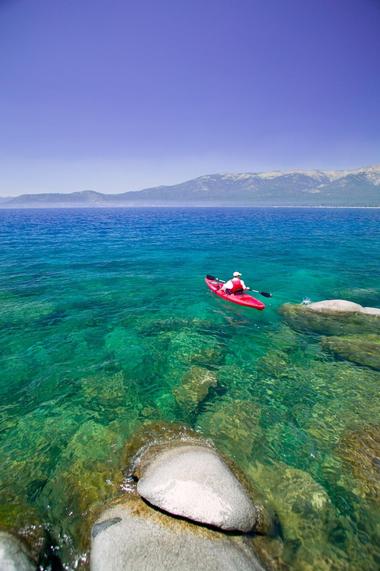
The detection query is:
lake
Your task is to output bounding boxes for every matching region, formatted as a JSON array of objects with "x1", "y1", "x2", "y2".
[{"x1": 0, "y1": 207, "x2": 379, "y2": 569}]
